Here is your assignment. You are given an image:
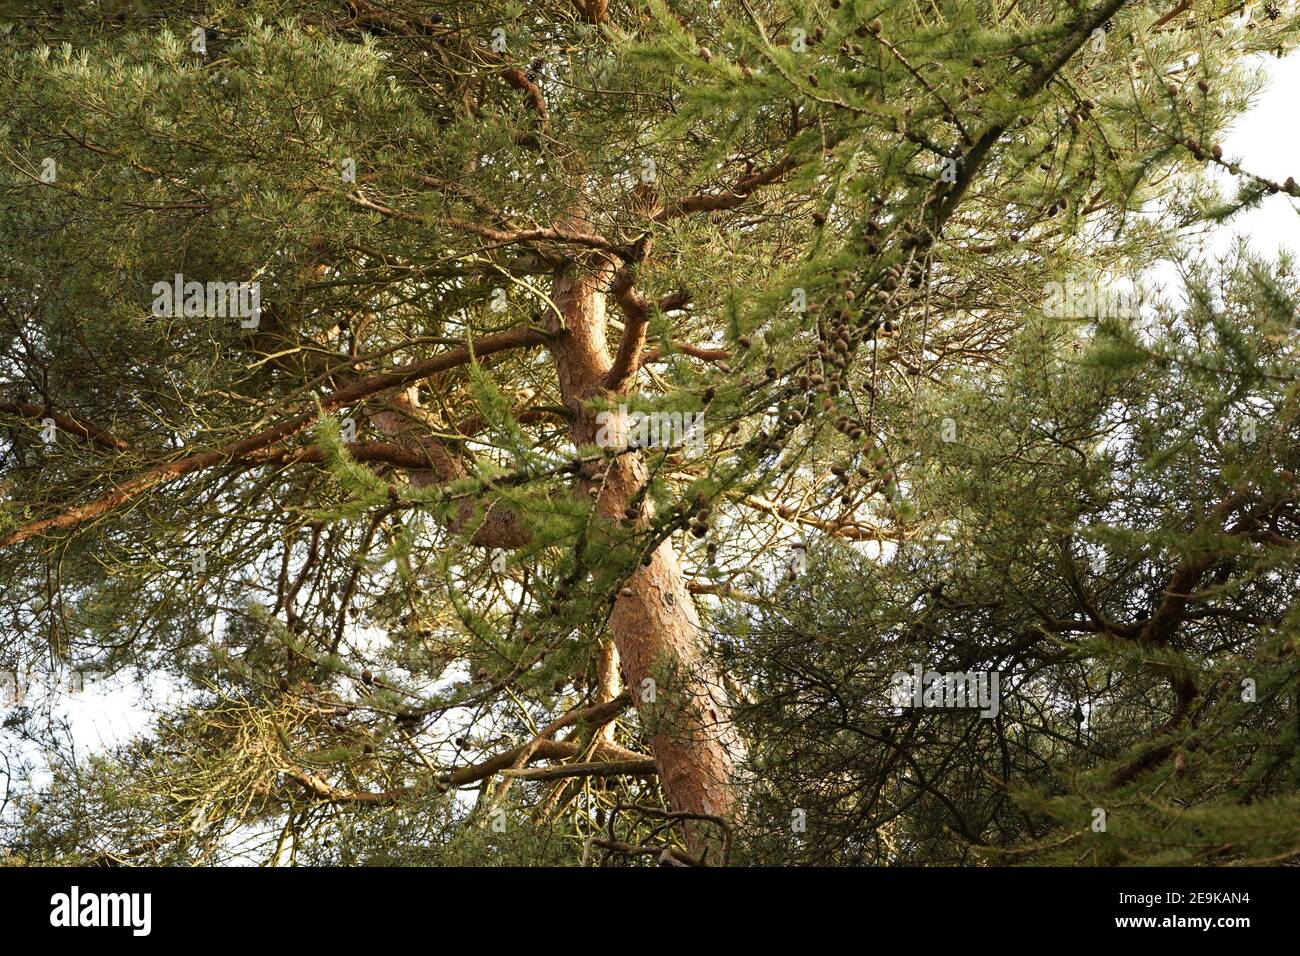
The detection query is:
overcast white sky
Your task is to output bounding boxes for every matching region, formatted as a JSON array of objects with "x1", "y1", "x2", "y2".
[{"x1": 1153, "y1": 50, "x2": 1300, "y2": 276}]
